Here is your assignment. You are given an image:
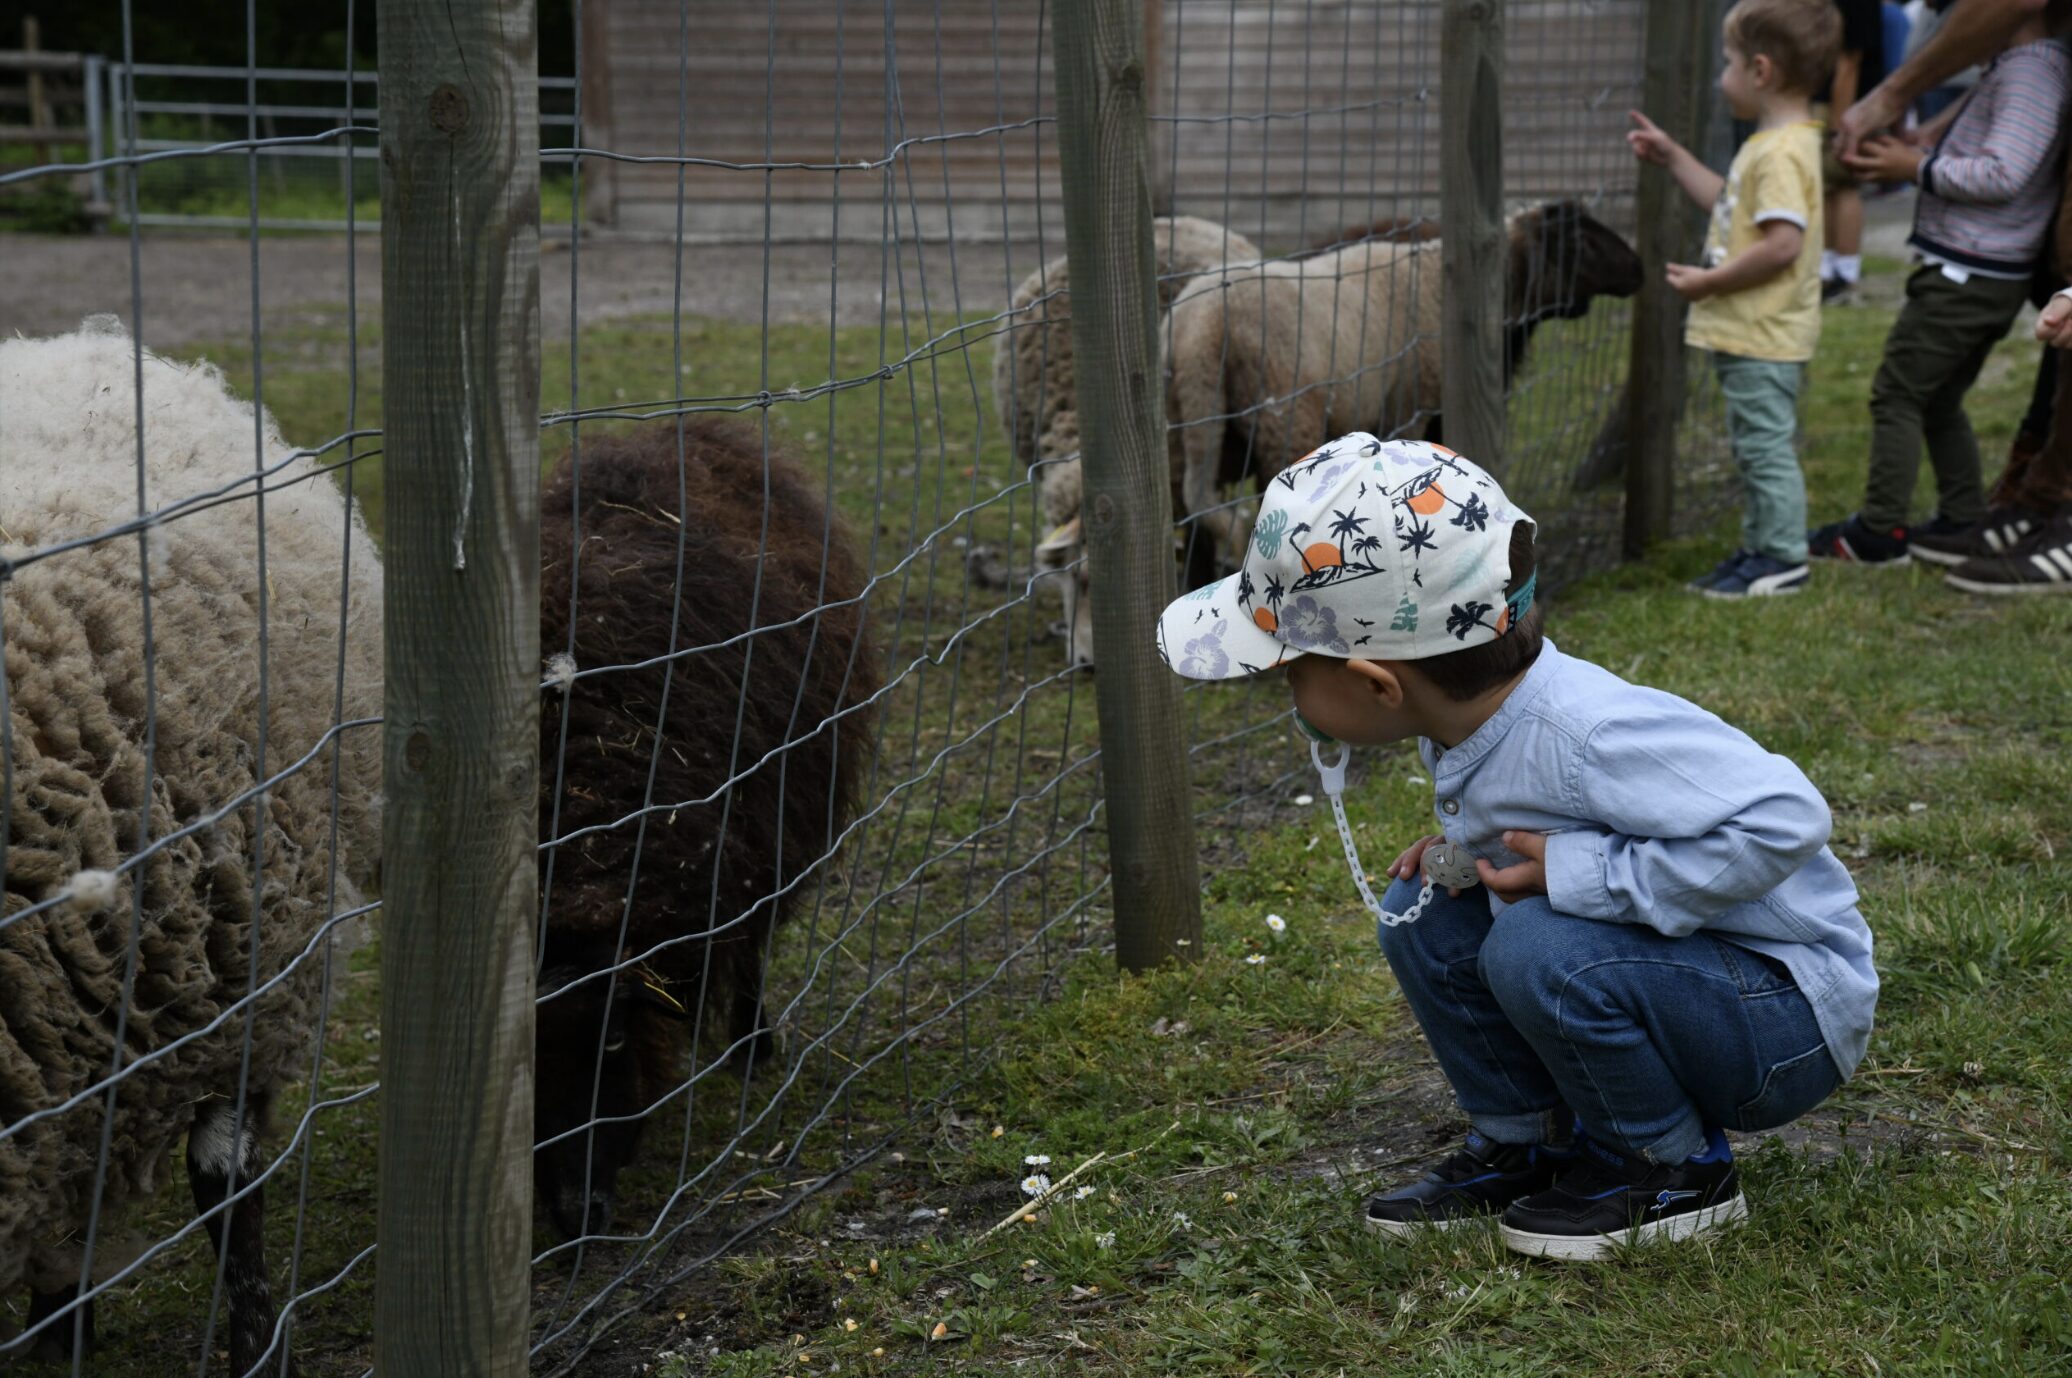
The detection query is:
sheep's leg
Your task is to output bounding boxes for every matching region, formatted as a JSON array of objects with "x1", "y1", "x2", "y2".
[
  {"x1": 728, "y1": 937, "x2": 776, "y2": 1072},
  {"x1": 25, "y1": 1282, "x2": 92, "y2": 1362},
  {"x1": 188, "y1": 1097, "x2": 282, "y2": 1377}
]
